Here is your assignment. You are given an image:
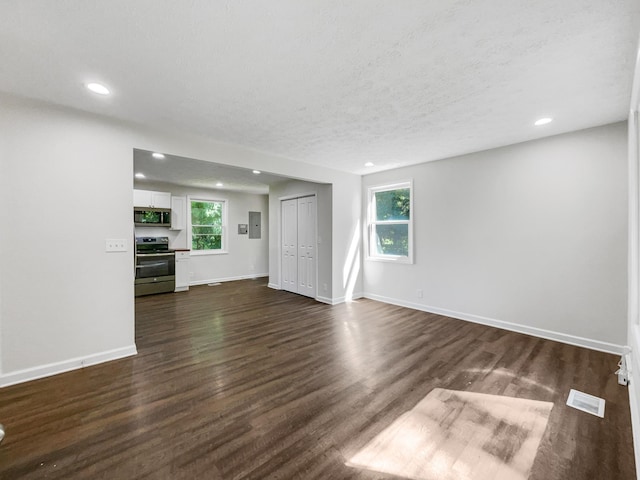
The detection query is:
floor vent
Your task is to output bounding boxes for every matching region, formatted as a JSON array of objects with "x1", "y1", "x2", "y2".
[
  {"x1": 566, "y1": 389, "x2": 605, "y2": 418},
  {"x1": 207, "y1": 283, "x2": 221, "y2": 287}
]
